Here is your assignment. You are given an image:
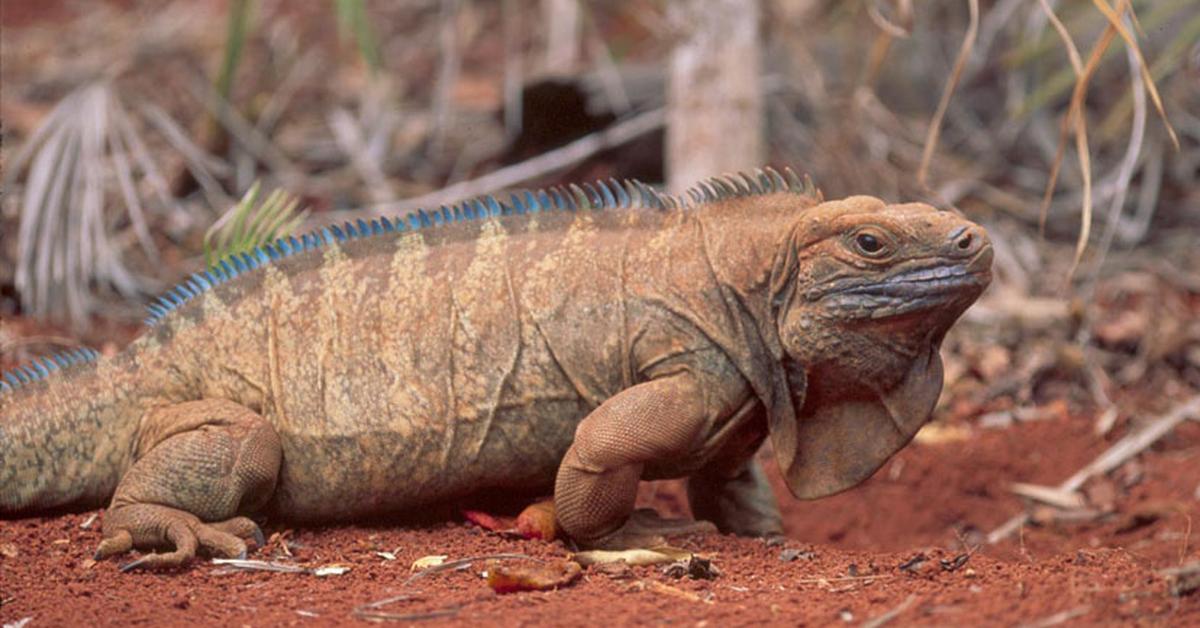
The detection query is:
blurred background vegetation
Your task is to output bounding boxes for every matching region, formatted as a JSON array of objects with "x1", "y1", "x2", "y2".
[{"x1": 1, "y1": 0, "x2": 1198, "y2": 433}]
